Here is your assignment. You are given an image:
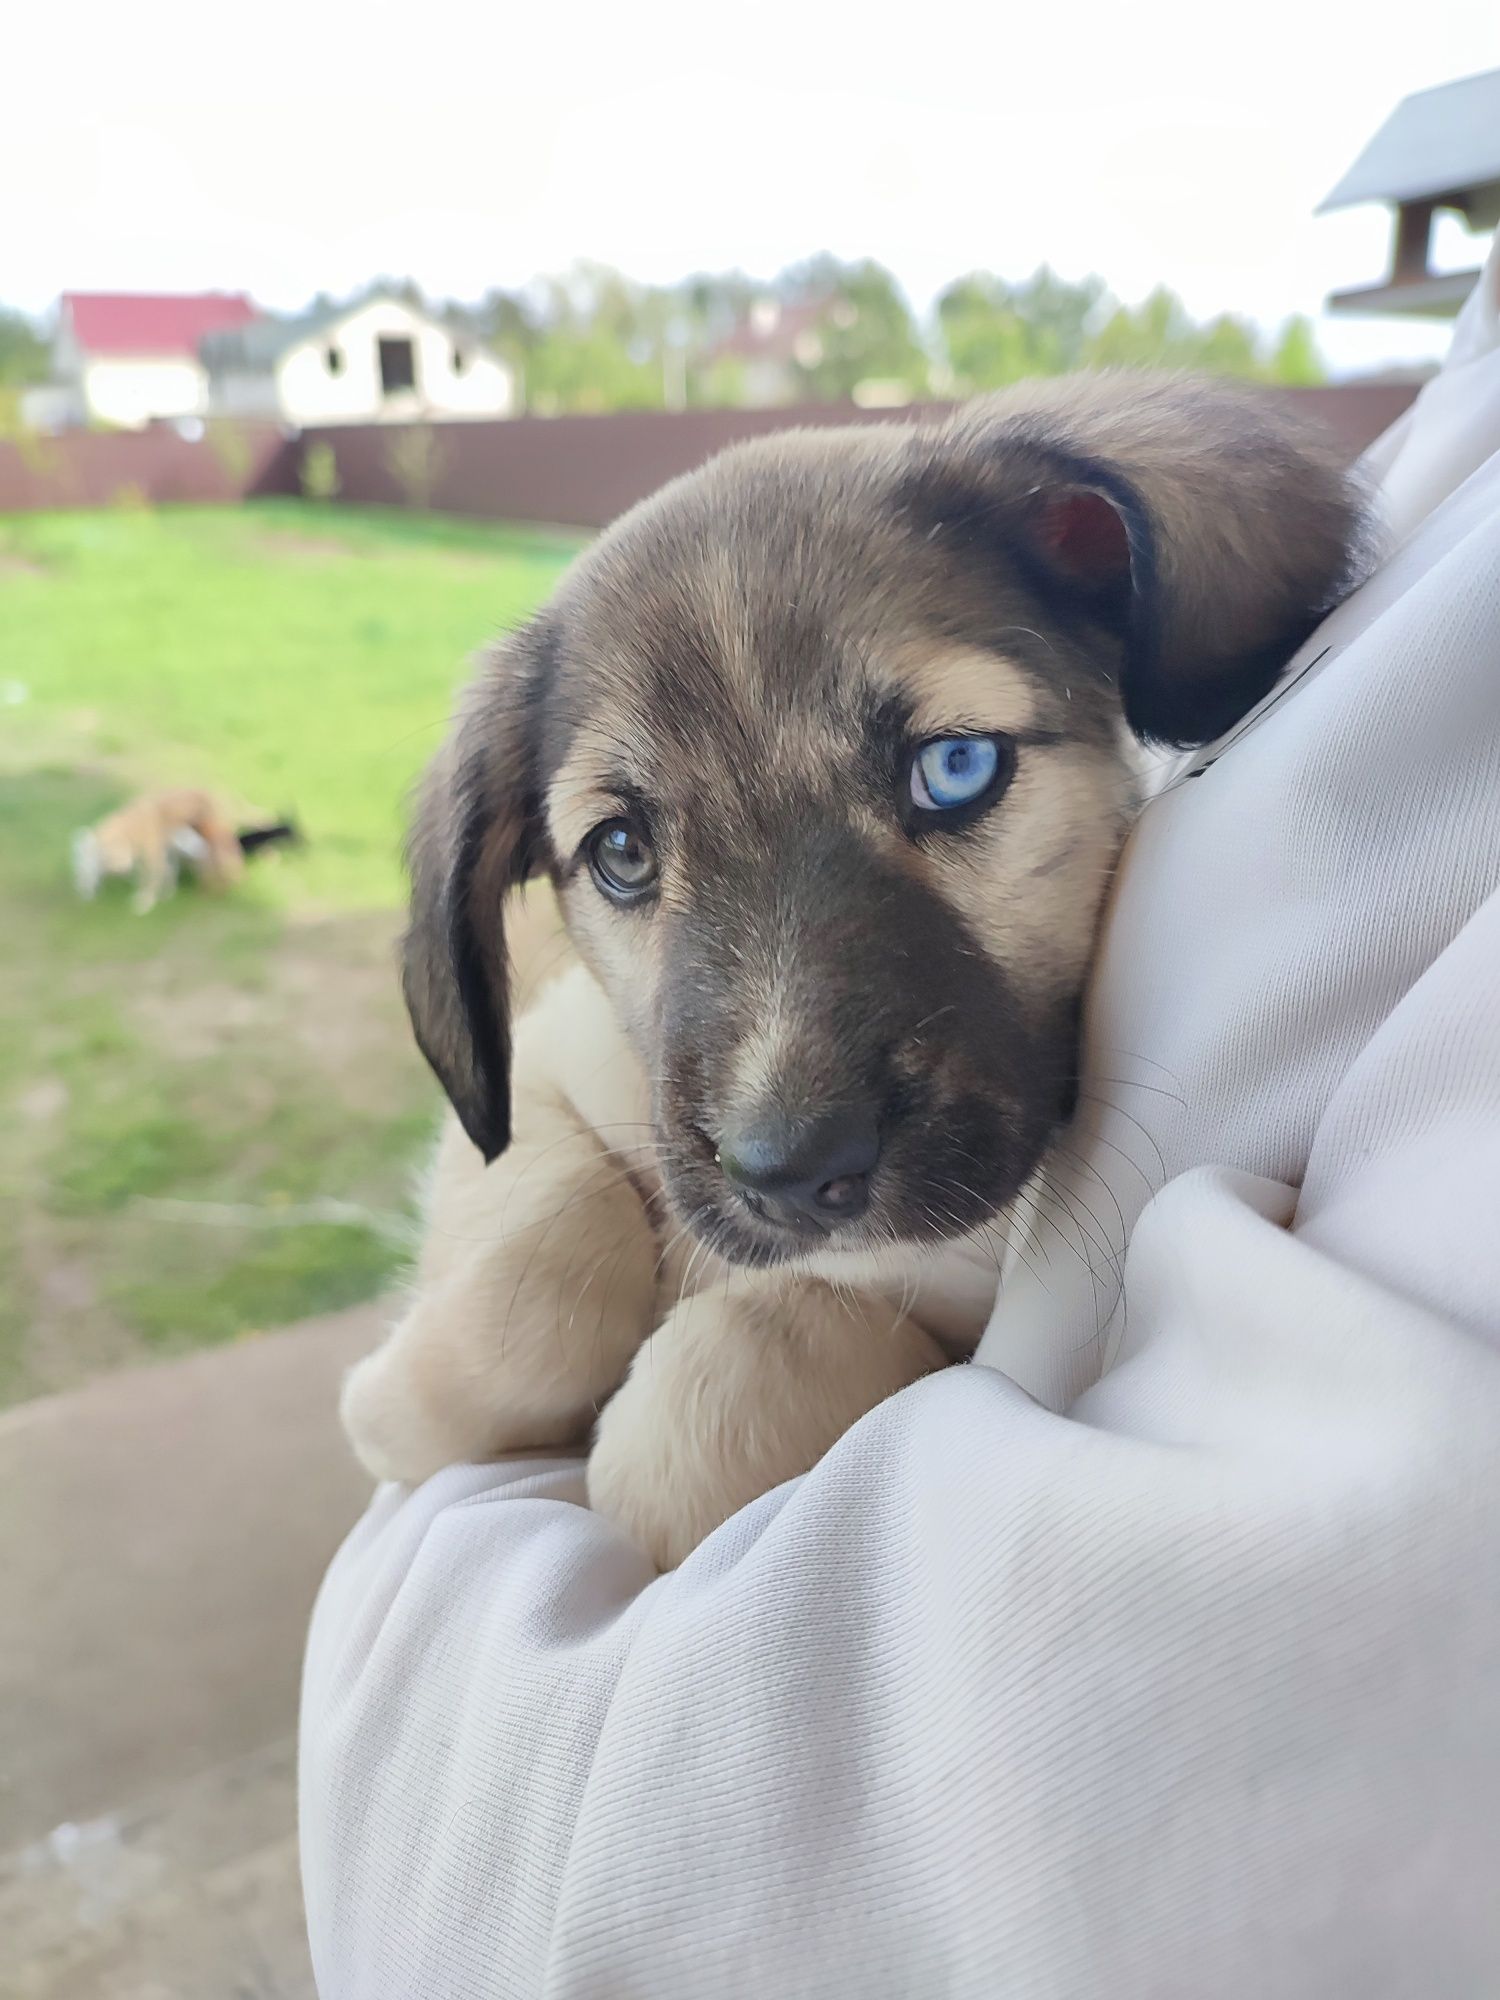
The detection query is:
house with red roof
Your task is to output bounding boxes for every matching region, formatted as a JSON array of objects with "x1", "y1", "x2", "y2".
[
  {"x1": 46, "y1": 292, "x2": 261, "y2": 429},
  {"x1": 28, "y1": 288, "x2": 514, "y2": 432}
]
